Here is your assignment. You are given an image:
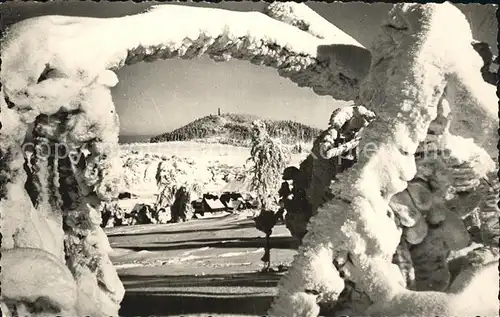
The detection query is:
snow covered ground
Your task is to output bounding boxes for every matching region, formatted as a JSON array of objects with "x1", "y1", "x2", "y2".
[
  {"x1": 107, "y1": 211, "x2": 297, "y2": 316},
  {"x1": 121, "y1": 141, "x2": 308, "y2": 167},
  {"x1": 113, "y1": 141, "x2": 307, "y2": 316},
  {"x1": 112, "y1": 139, "x2": 306, "y2": 316},
  {"x1": 117, "y1": 141, "x2": 308, "y2": 207}
]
